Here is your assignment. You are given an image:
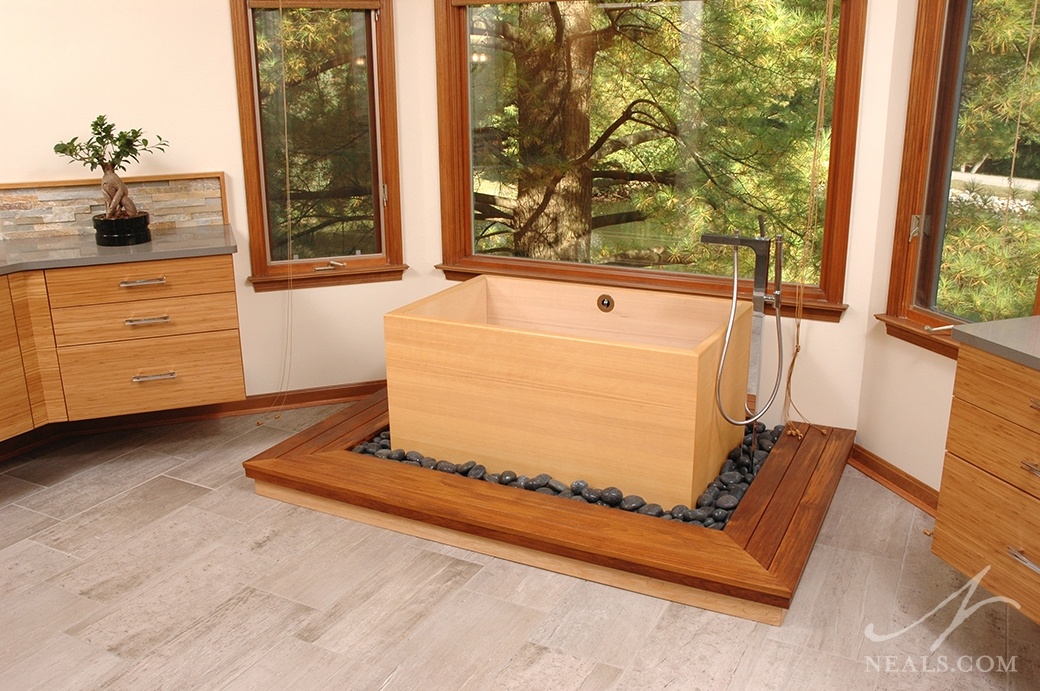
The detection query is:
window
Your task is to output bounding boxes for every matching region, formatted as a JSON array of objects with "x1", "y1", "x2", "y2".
[
  {"x1": 435, "y1": 0, "x2": 866, "y2": 322},
  {"x1": 883, "y1": 0, "x2": 1040, "y2": 355},
  {"x1": 230, "y1": 0, "x2": 405, "y2": 291}
]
